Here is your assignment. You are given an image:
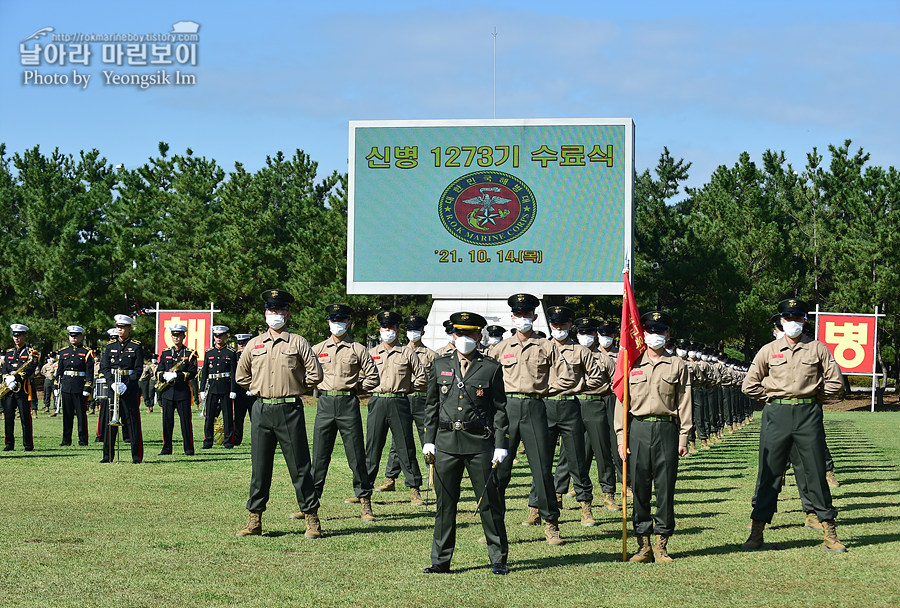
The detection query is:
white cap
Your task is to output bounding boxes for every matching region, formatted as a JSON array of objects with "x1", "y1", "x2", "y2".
[
  {"x1": 169, "y1": 323, "x2": 188, "y2": 333},
  {"x1": 114, "y1": 314, "x2": 134, "y2": 325},
  {"x1": 212, "y1": 325, "x2": 230, "y2": 334},
  {"x1": 11, "y1": 324, "x2": 29, "y2": 333},
  {"x1": 235, "y1": 333, "x2": 253, "y2": 341},
  {"x1": 67, "y1": 325, "x2": 85, "y2": 334},
  {"x1": 107, "y1": 328, "x2": 119, "y2": 337}
]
